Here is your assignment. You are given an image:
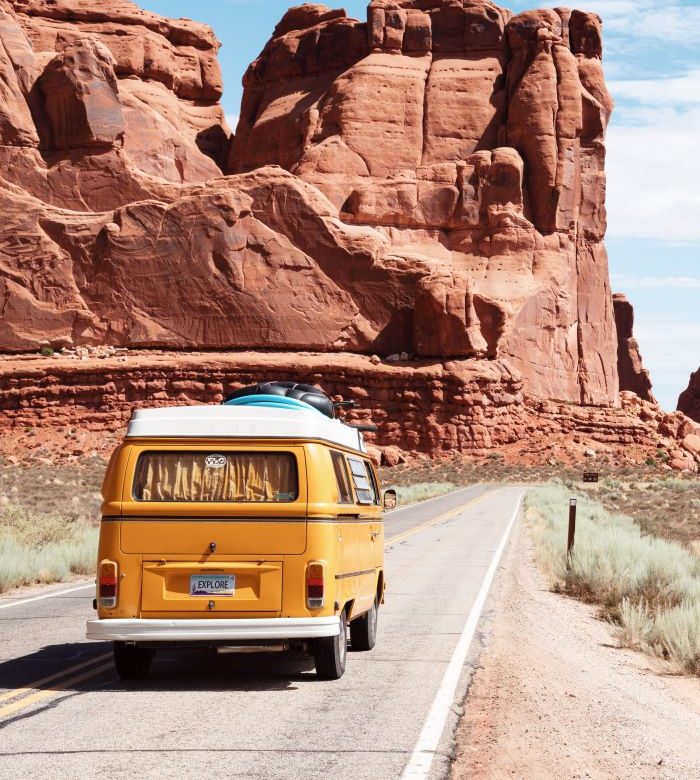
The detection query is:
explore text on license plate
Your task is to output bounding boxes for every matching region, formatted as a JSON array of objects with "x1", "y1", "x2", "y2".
[{"x1": 190, "y1": 574, "x2": 235, "y2": 597}]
